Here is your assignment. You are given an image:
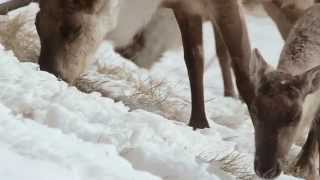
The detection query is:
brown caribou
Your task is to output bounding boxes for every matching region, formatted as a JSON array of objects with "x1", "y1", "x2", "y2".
[
  {"x1": 249, "y1": 5, "x2": 320, "y2": 179},
  {"x1": 110, "y1": 0, "x2": 319, "y2": 99},
  {"x1": 35, "y1": 0, "x2": 253, "y2": 130}
]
